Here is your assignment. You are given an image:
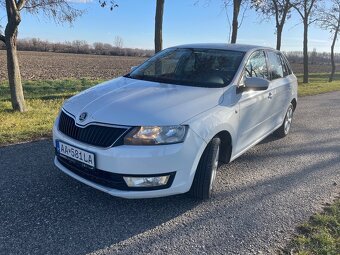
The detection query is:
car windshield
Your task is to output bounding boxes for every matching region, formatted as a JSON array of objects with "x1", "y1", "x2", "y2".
[{"x1": 127, "y1": 48, "x2": 245, "y2": 88}]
